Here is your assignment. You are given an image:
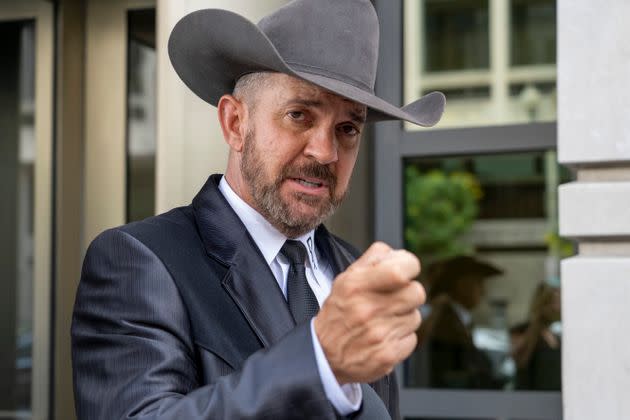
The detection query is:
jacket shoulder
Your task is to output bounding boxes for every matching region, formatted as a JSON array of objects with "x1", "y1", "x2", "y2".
[
  {"x1": 328, "y1": 232, "x2": 362, "y2": 259},
  {"x1": 119, "y1": 205, "x2": 197, "y2": 242}
]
